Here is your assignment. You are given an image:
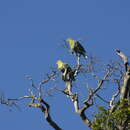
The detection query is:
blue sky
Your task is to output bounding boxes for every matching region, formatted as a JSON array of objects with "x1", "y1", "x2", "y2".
[{"x1": 0, "y1": 0, "x2": 130, "y2": 130}]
